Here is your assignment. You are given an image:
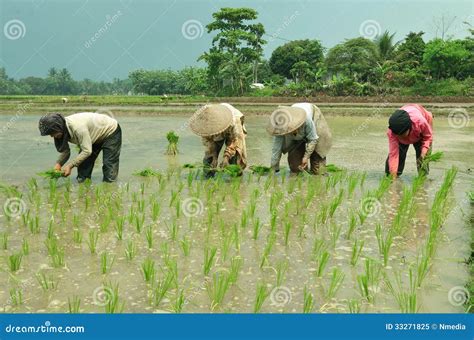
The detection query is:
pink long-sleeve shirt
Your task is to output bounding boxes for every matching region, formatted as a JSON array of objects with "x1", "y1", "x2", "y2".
[{"x1": 387, "y1": 104, "x2": 433, "y2": 175}]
